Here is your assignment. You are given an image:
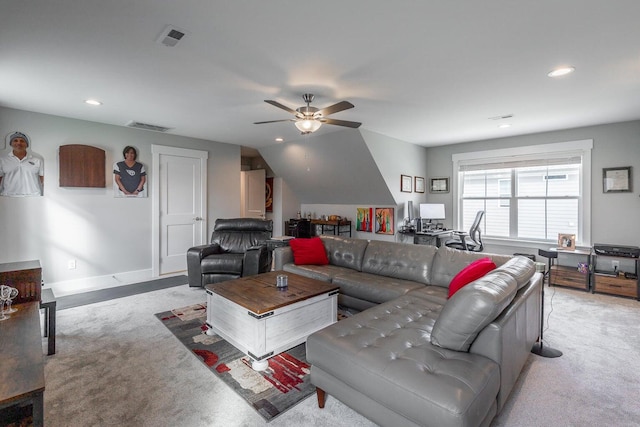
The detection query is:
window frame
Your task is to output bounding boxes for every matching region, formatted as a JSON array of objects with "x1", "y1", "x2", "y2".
[{"x1": 451, "y1": 139, "x2": 593, "y2": 246}]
